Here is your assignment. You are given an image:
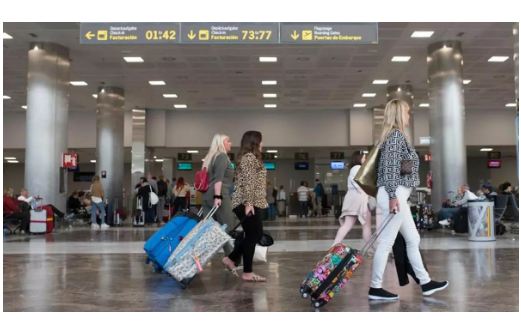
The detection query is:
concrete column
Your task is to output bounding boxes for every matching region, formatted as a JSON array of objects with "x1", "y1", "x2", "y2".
[
  {"x1": 372, "y1": 105, "x2": 385, "y2": 144},
  {"x1": 387, "y1": 84, "x2": 414, "y2": 141},
  {"x1": 25, "y1": 42, "x2": 70, "y2": 212},
  {"x1": 513, "y1": 23, "x2": 519, "y2": 180},
  {"x1": 96, "y1": 87, "x2": 125, "y2": 208},
  {"x1": 162, "y1": 159, "x2": 174, "y2": 182},
  {"x1": 427, "y1": 40, "x2": 467, "y2": 211},
  {"x1": 130, "y1": 108, "x2": 146, "y2": 212}
]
